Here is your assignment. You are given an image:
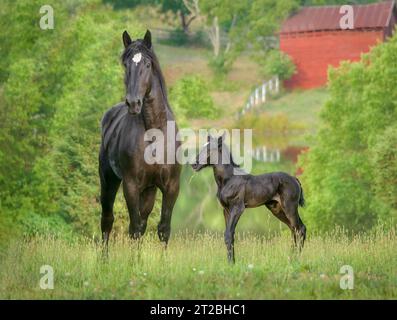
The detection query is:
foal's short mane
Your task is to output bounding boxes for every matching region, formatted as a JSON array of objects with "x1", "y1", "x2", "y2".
[
  {"x1": 221, "y1": 144, "x2": 240, "y2": 168},
  {"x1": 121, "y1": 40, "x2": 172, "y2": 114}
]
